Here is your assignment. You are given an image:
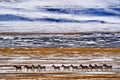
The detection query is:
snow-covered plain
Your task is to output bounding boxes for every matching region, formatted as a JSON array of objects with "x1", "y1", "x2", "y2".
[
  {"x1": 0, "y1": 33, "x2": 119, "y2": 48},
  {"x1": 0, "y1": 0, "x2": 120, "y2": 32}
]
